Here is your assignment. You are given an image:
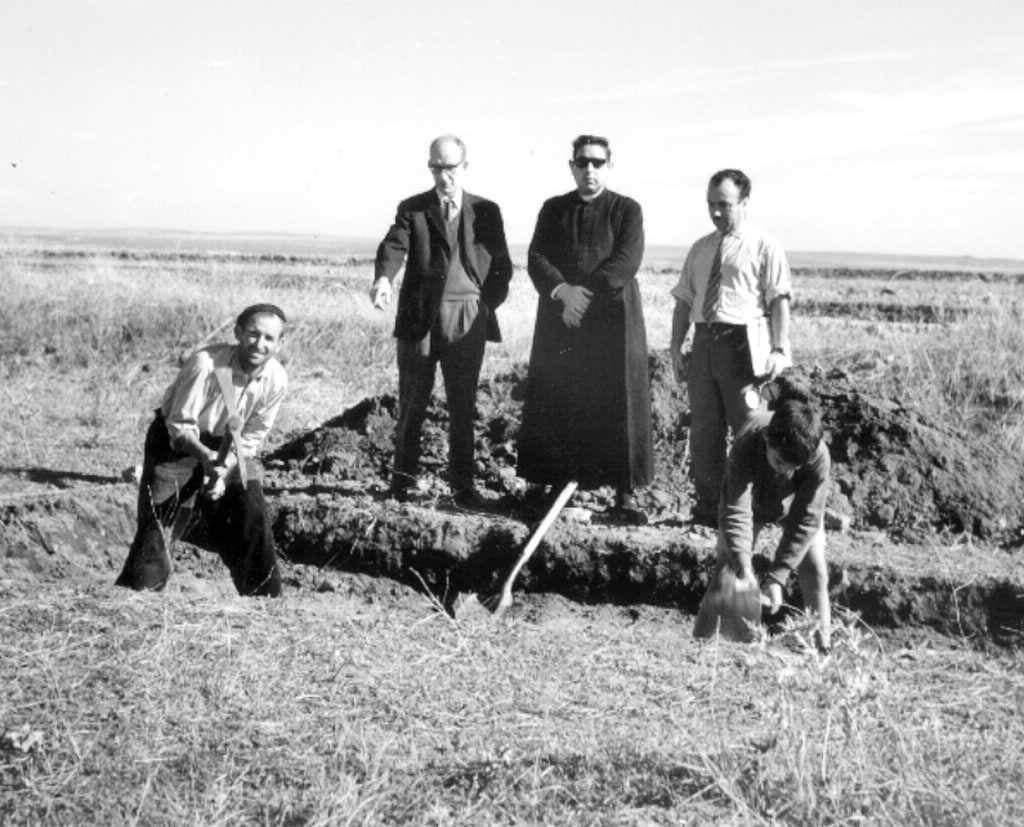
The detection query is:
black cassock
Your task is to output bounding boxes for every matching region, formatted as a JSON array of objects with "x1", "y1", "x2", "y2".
[{"x1": 518, "y1": 189, "x2": 654, "y2": 491}]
